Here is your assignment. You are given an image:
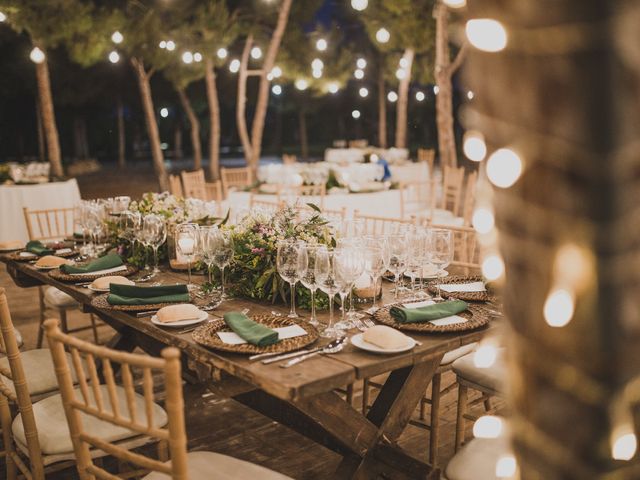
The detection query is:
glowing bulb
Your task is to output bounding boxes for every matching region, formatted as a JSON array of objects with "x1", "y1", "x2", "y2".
[
  {"x1": 352, "y1": 110, "x2": 361, "y2": 119},
  {"x1": 387, "y1": 91, "x2": 398, "y2": 102},
  {"x1": 467, "y1": 90, "x2": 475, "y2": 100},
  {"x1": 108, "y1": 51, "x2": 120, "y2": 64},
  {"x1": 229, "y1": 59, "x2": 240, "y2": 73},
  {"x1": 399, "y1": 57, "x2": 409, "y2": 69},
  {"x1": 482, "y1": 254, "x2": 504, "y2": 281},
  {"x1": 444, "y1": 0, "x2": 466, "y2": 7},
  {"x1": 415, "y1": 91, "x2": 425, "y2": 101},
  {"x1": 474, "y1": 343, "x2": 498, "y2": 368},
  {"x1": 487, "y1": 148, "x2": 523, "y2": 188},
  {"x1": 111, "y1": 31, "x2": 123, "y2": 44},
  {"x1": 160, "y1": 108, "x2": 169, "y2": 118},
  {"x1": 311, "y1": 58, "x2": 324, "y2": 70},
  {"x1": 473, "y1": 416, "x2": 503, "y2": 439},
  {"x1": 543, "y1": 288, "x2": 574, "y2": 328},
  {"x1": 354, "y1": 69, "x2": 364, "y2": 79},
  {"x1": 295, "y1": 79, "x2": 308, "y2": 90},
  {"x1": 272, "y1": 85, "x2": 282, "y2": 95},
  {"x1": 0, "y1": 11, "x2": 6, "y2": 22},
  {"x1": 250, "y1": 46, "x2": 262, "y2": 59},
  {"x1": 271, "y1": 66, "x2": 282, "y2": 78},
  {"x1": 165, "y1": 40, "x2": 176, "y2": 51},
  {"x1": 217, "y1": 47, "x2": 228, "y2": 59},
  {"x1": 472, "y1": 208, "x2": 495, "y2": 234},
  {"x1": 356, "y1": 58, "x2": 367, "y2": 69},
  {"x1": 612, "y1": 426, "x2": 637, "y2": 461},
  {"x1": 182, "y1": 51, "x2": 193, "y2": 64},
  {"x1": 433, "y1": 85, "x2": 440, "y2": 95},
  {"x1": 376, "y1": 28, "x2": 390, "y2": 44},
  {"x1": 316, "y1": 38, "x2": 327, "y2": 51},
  {"x1": 495, "y1": 455, "x2": 517, "y2": 478},
  {"x1": 327, "y1": 82, "x2": 339, "y2": 94},
  {"x1": 463, "y1": 131, "x2": 487, "y2": 161},
  {"x1": 351, "y1": 0, "x2": 368, "y2": 11},
  {"x1": 359, "y1": 87, "x2": 369, "y2": 98},
  {"x1": 159, "y1": 40, "x2": 167, "y2": 49},
  {"x1": 193, "y1": 52, "x2": 202, "y2": 62},
  {"x1": 396, "y1": 68, "x2": 407, "y2": 80},
  {"x1": 466, "y1": 19, "x2": 508, "y2": 52},
  {"x1": 312, "y1": 69, "x2": 323, "y2": 79},
  {"x1": 30, "y1": 47, "x2": 45, "y2": 64}
]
